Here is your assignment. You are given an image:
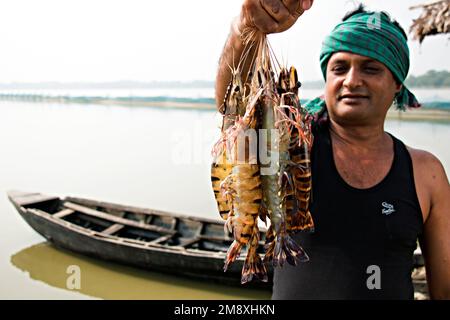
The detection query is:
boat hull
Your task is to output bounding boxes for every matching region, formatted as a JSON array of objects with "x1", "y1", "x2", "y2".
[{"x1": 8, "y1": 191, "x2": 273, "y2": 290}]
